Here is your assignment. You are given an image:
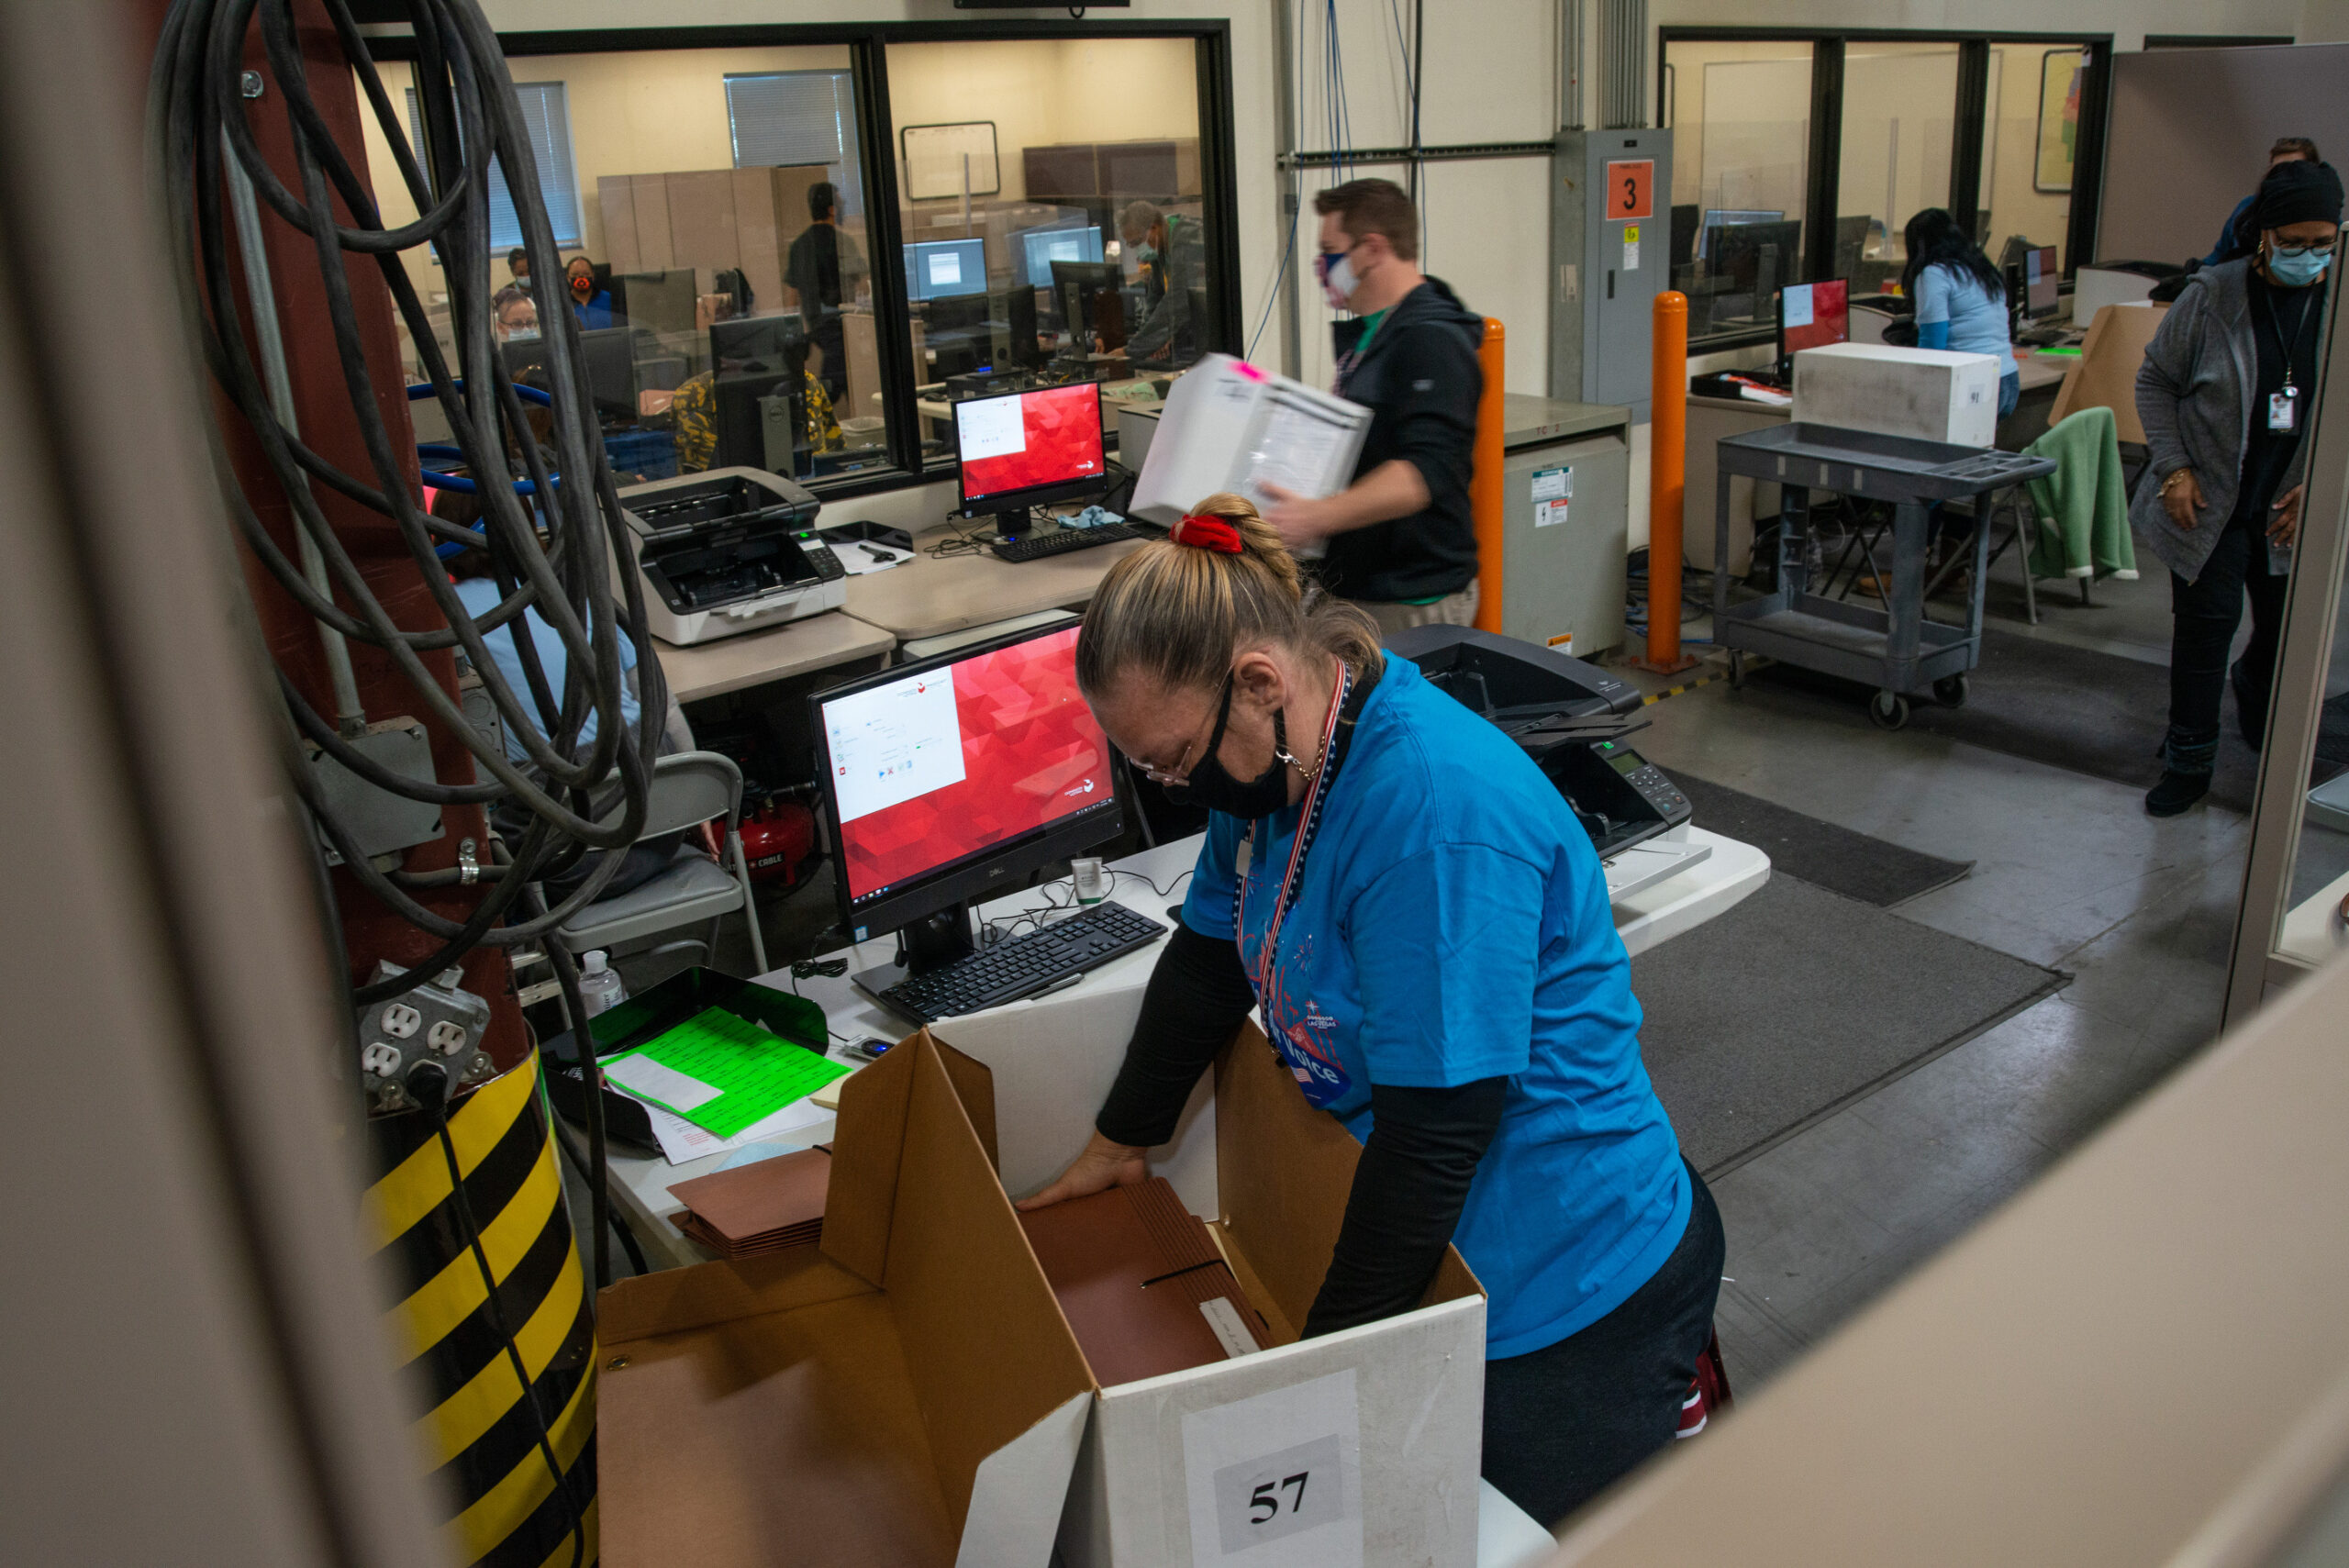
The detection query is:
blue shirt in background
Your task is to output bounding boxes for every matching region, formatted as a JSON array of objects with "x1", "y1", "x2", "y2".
[
  {"x1": 1182, "y1": 654, "x2": 1692, "y2": 1358},
  {"x1": 572, "y1": 289, "x2": 617, "y2": 331},
  {"x1": 1913, "y1": 261, "x2": 2018, "y2": 377},
  {"x1": 451, "y1": 576, "x2": 640, "y2": 762}
]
